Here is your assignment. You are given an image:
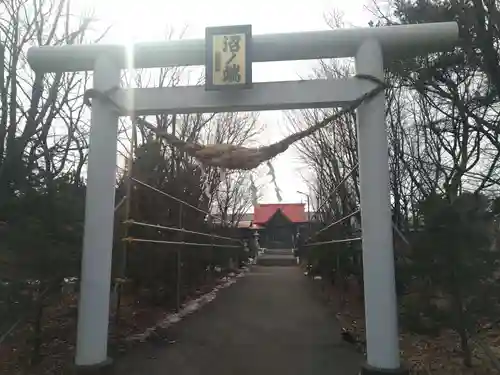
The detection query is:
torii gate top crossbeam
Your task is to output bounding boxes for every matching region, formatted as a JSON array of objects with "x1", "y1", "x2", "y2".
[{"x1": 27, "y1": 22, "x2": 458, "y2": 73}]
